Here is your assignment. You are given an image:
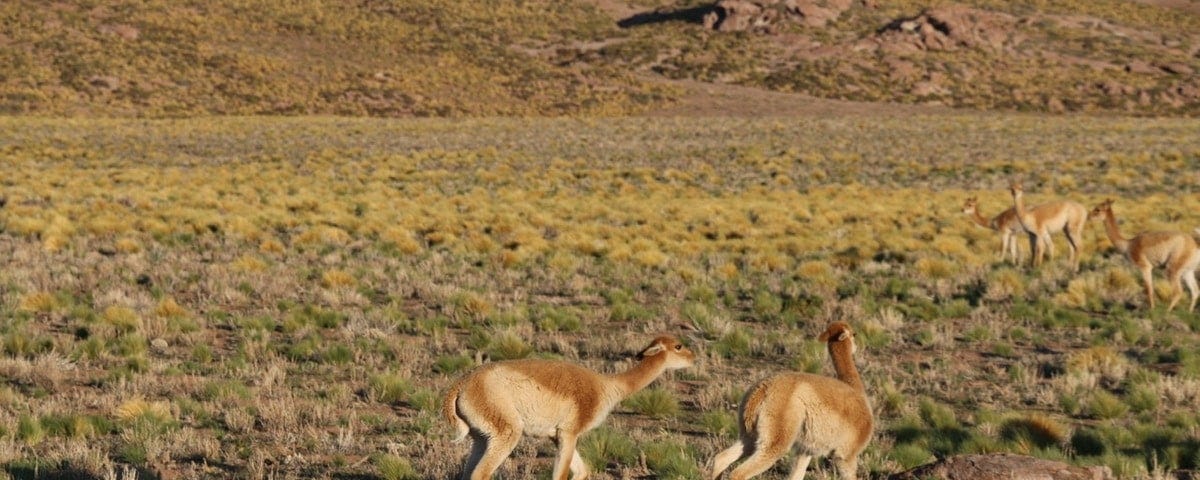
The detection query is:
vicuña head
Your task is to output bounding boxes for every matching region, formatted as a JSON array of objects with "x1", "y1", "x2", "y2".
[
  {"x1": 1089, "y1": 199, "x2": 1115, "y2": 220},
  {"x1": 709, "y1": 321, "x2": 873, "y2": 480},
  {"x1": 961, "y1": 196, "x2": 979, "y2": 215},
  {"x1": 444, "y1": 334, "x2": 695, "y2": 480}
]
